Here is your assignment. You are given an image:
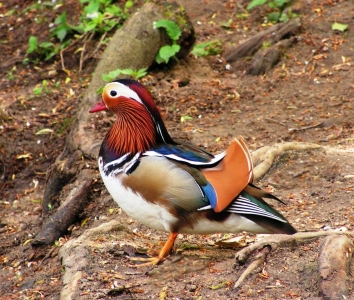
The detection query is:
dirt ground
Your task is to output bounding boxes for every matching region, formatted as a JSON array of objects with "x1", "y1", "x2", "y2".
[{"x1": 1, "y1": 0, "x2": 354, "y2": 299}]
